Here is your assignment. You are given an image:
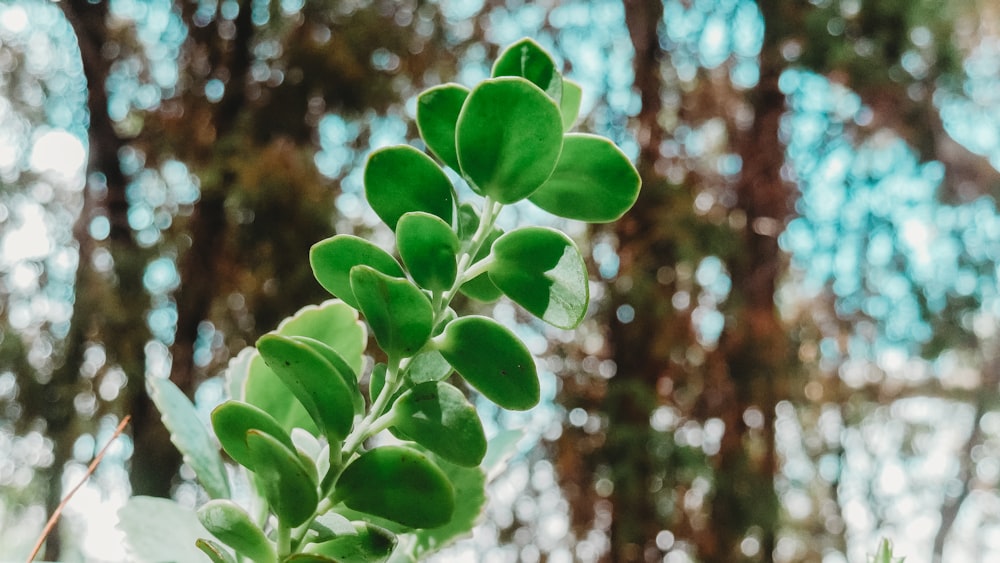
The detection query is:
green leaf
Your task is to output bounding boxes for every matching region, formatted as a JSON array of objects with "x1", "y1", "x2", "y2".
[
  {"x1": 406, "y1": 454, "x2": 487, "y2": 561},
  {"x1": 390, "y1": 381, "x2": 487, "y2": 467},
  {"x1": 559, "y1": 79, "x2": 582, "y2": 131},
  {"x1": 456, "y1": 77, "x2": 563, "y2": 203},
  {"x1": 488, "y1": 226, "x2": 589, "y2": 329},
  {"x1": 195, "y1": 539, "x2": 237, "y2": 563},
  {"x1": 290, "y1": 335, "x2": 365, "y2": 416},
  {"x1": 456, "y1": 203, "x2": 503, "y2": 302},
  {"x1": 275, "y1": 300, "x2": 367, "y2": 375},
  {"x1": 407, "y1": 350, "x2": 452, "y2": 384},
  {"x1": 416, "y1": 83, "x2": 469, "y2": 172},
  {"x1": 306, "y1": 523, "x2": 396, "y2": 563},
  {"x1": 334, "y1": 445, "x2": 455, "y2": 528},
  {"x1": 350, "y1": 265, "x2": 434, "y2": 359},
  {"x1": 284, "y1": 555, "x2": 338, "y2": 563},
  {"x1": 120, "y1": 496, "x2": 215, "y2": 563},
  {"x1": 257, "y1": 334, "x2": 356, "y2": 442},
  {"x1": 364, "y1": 145, "x2": 455, "y2": 229},
  {"x1": 244, "y1": 351, "x2": 317, "y2": 435},
  {"x1": 243, "y1": 301, "x2": 367, "y2": 437},
  {"x1": 147, "y1": 377, "x2": 230, "y2": 499},
  {"x1": 211, "y1": 400, "x2": 294, "y2": 470},
  {"x1": 529, "y1": 133, "x2": 641, "y2": 223},
  {"x1": 198, "y1": 499, "x2": 276, "y2": 563},
  {"x1": 246, "y1": 429, "x2": 318, "y2": 528},
  {"x1": 492, "y1": 37, "x2": 562, "y2": 103},
  {"x1": 434, "y1": 316, "x2": 539, "y2": 410},
  {"x1": 310, "y1": 236, "x2": 405, "y2": 310},
  {"x1": 396, "y1": 212, "x2": 460, "y2": 292}
]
